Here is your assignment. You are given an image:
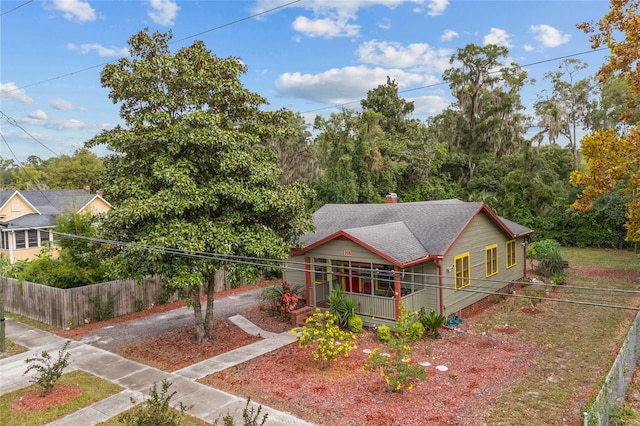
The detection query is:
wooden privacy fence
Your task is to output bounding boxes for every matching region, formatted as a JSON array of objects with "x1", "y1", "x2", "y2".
[{"x1": 3, "y1": 276, "x2": 174, "y2": 329}]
